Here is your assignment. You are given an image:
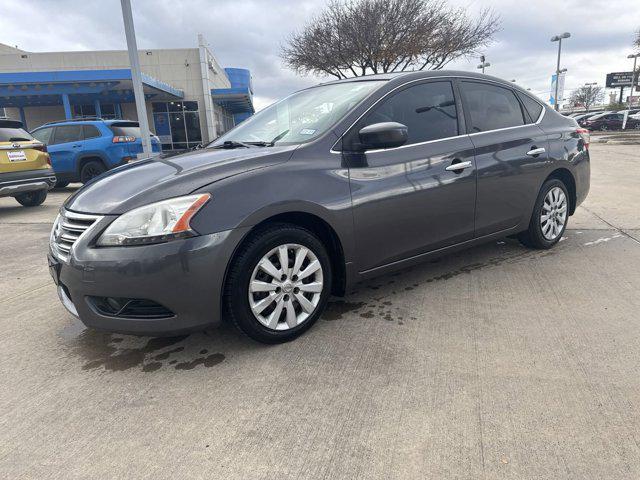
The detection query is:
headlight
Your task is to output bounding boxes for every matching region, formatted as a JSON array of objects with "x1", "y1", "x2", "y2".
[{"x1": 97, "y1": 194, "x2": 210, "y2": 246}]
